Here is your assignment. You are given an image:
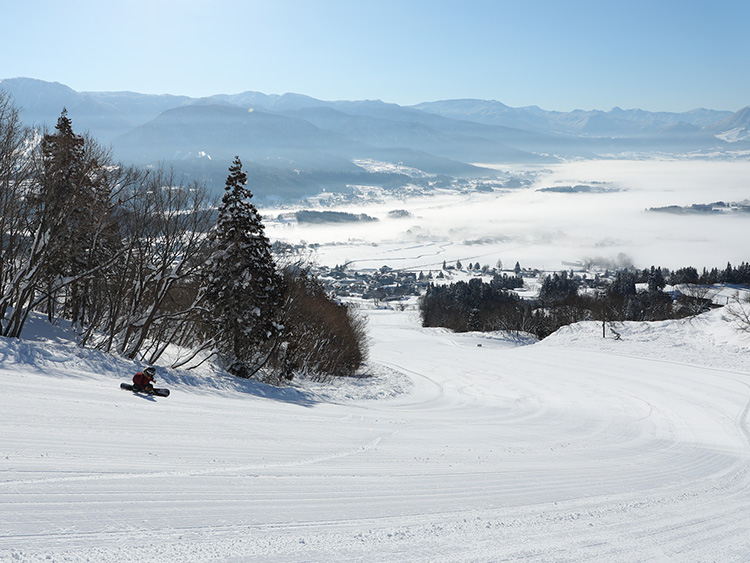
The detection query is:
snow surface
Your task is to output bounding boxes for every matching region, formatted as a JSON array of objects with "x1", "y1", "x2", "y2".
[{"x1": 3, "y1": 305, "x2": 750, "y2": 562}]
